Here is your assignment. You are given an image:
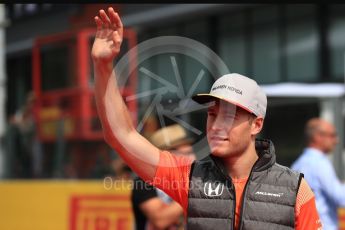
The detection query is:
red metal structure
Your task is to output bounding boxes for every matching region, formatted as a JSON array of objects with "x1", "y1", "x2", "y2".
[{"x1": 32, "y1": 28, "x2": 138, "y2": 142}]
